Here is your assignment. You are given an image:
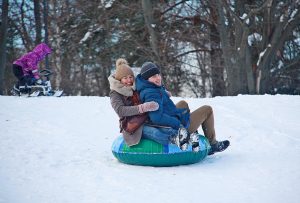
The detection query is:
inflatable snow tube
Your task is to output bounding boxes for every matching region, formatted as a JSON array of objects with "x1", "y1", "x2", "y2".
[{"x1": 112, "y1": 134, "x2": 211, "y2": 167}]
